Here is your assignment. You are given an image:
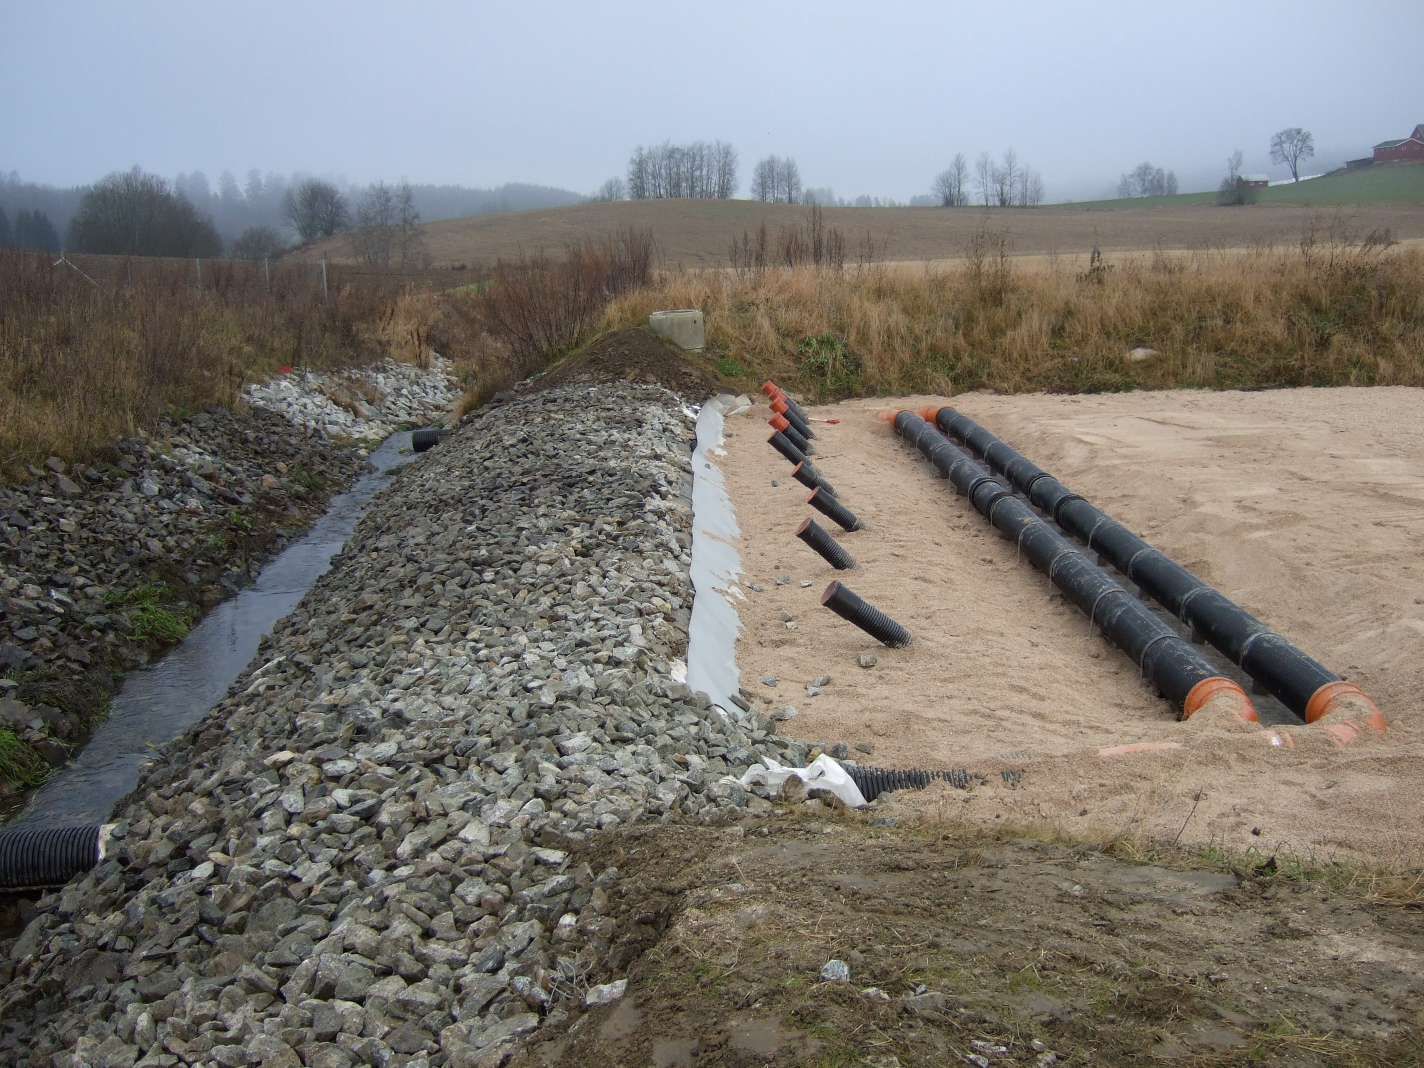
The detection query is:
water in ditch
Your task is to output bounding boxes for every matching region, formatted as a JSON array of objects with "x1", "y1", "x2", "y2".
[{"x1": 5, "y1": 431, "x2": 417, "y2": 831}]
